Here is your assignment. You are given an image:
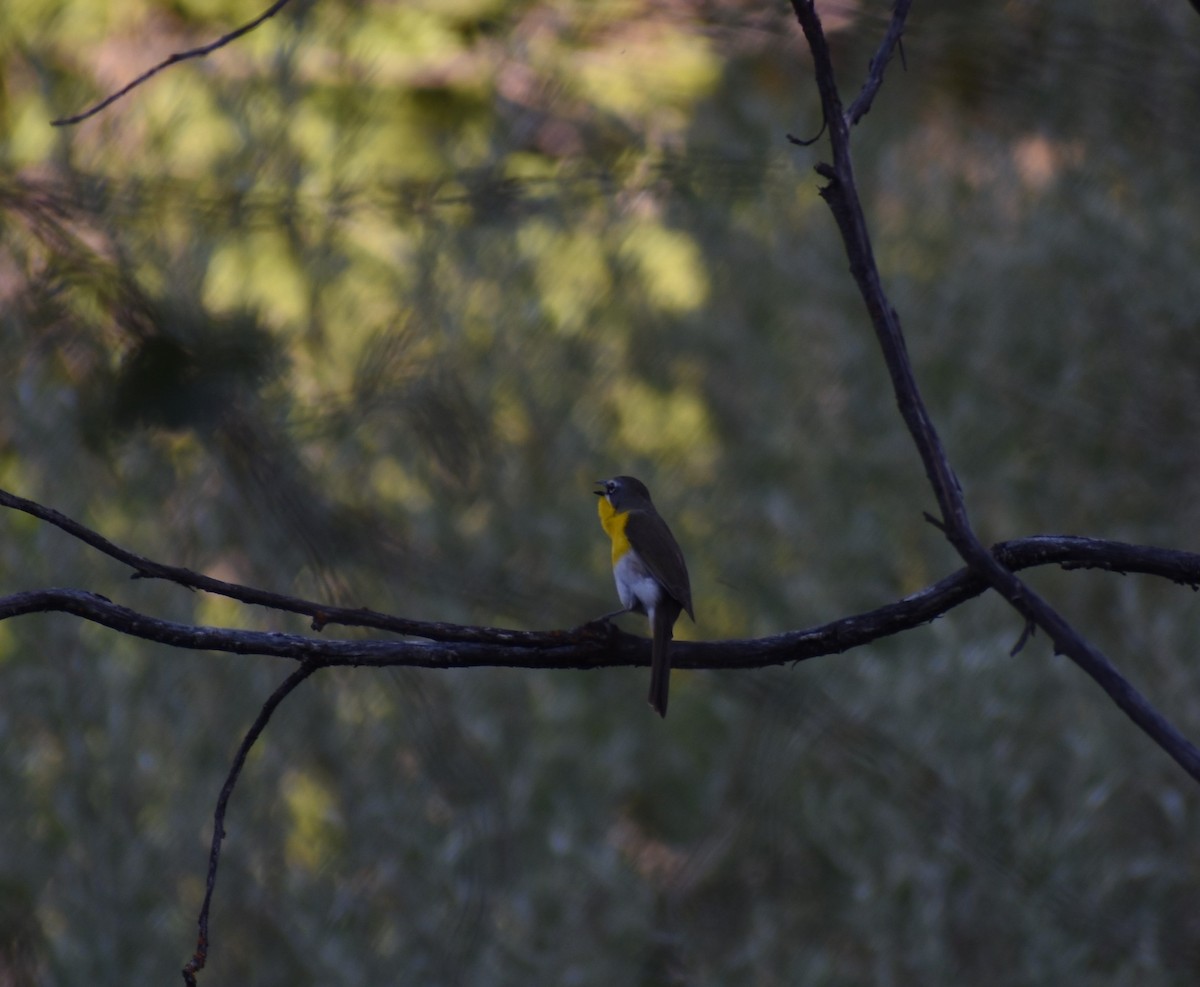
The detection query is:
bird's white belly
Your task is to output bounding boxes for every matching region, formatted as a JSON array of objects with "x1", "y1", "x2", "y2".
[{"x1": 613, "y1": 550, "x2": 662, "y2": 614}]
